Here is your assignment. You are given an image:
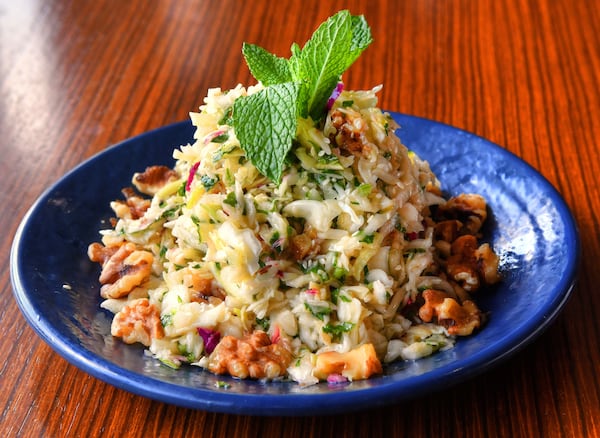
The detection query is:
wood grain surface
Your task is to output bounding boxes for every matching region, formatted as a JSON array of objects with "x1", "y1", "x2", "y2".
[{"x1": 1, "y1": 0, "x2": 599, "y2": 436}]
